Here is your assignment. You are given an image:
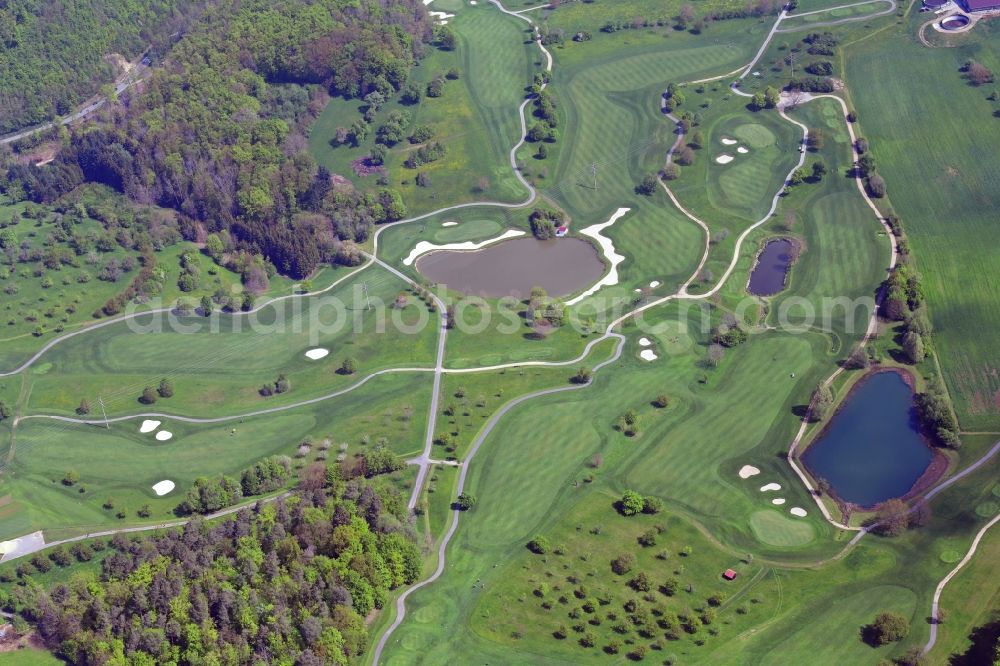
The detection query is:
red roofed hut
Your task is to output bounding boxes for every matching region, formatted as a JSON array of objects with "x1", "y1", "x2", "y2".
[{"x1": 722, "y1": 569, "x2": 738, "y2": 581}]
